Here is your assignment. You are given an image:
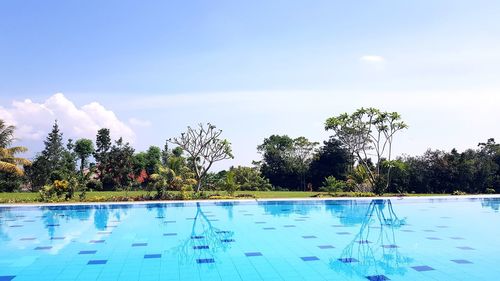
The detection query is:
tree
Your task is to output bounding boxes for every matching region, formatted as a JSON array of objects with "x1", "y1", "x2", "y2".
[
  {"x1": 309, "y1": 137, "x2": 352, "y2": 189},
  {"x1": 107, "y1": 137, "x2": 135, "y2": 188},
  {"x1": 145, "y1": 146, "x2": 162, "y2": 176},
  {"x1": 74, "y1": 139, "x2": 95, "y2": 176},
  {"x1": 291, "y1": 137, "x2": 319, "y2": 190},
  {"x1": 161, "y1": 140, "x2": 170, "y2": 165},
  {"x1": 169, "y1": 123, "x2": 233, "y2": 192},
  {"x1": 0, "y1": 120, "x2": 31, "y2": 176},
  {"x1": 42, "y1": 120, "x2": 65, "y2": 173},
  {"x1": 257, "y1": 135, "x2": 297, "y2": 189},
  {"x1": 325, "y1": 108, "x2": 407, "y2": 194},
  {"x1": 94, "y1": 128, "x2": 112, "y2": 183},
  {"x1": 229, "y1": 166, "x2": 272, "y2": 191}
]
